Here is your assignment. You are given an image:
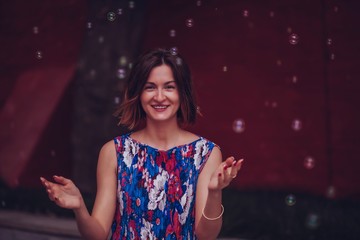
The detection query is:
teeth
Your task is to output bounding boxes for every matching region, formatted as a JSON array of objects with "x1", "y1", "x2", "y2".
[{"x1": 154, "y1": 106, "x2": 167, "y2": 109}]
